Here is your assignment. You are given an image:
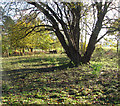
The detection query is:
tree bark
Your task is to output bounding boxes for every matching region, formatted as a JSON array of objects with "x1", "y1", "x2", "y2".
[{"x1": 81, "y1": 2, "x2": 110, "y2": 64}]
